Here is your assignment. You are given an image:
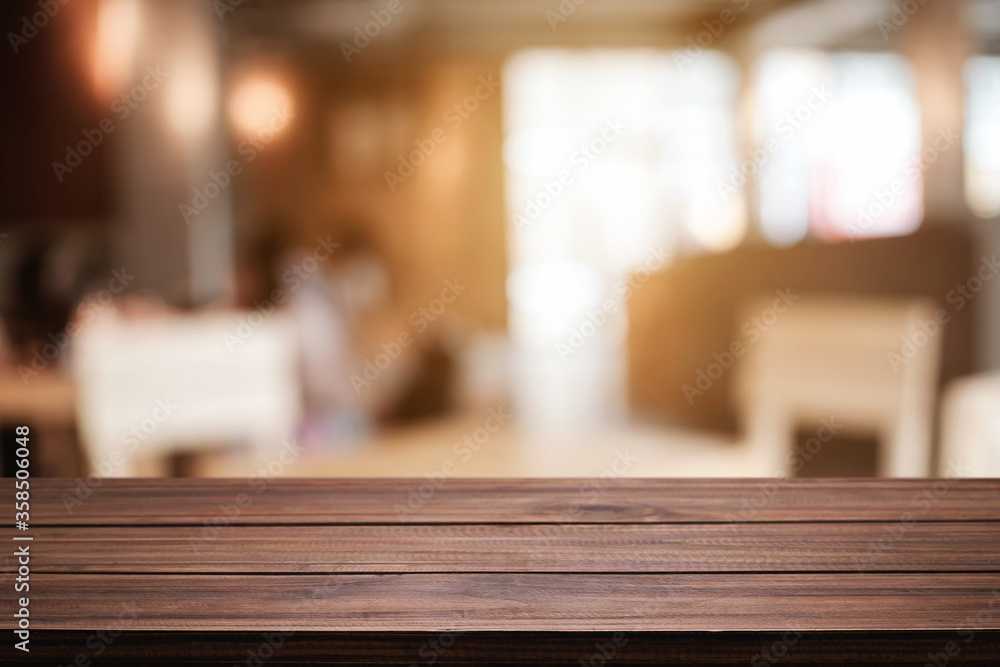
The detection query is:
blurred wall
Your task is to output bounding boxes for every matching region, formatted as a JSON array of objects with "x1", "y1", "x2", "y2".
[{"x1": 233, "y1": 56, "x2": 509, "y2": 333}]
